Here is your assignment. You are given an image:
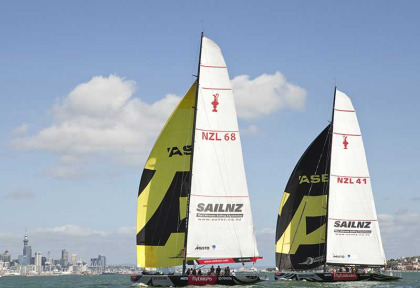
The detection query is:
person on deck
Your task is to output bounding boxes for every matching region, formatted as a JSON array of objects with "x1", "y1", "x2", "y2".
[
  {"x1": 192, "y1": 268, "x2": 197, "y2": 275},
  {"x1": 198, "y1": 269, "x2": 203, "y2": 275},
  {"x1": 216, "y1": 266, "x2": 221, "y2": 275},
  {"x1": 186, "y1": 268, "x2": 191, "y2": 275},
  {"x1": 210, "y1": 266, "x2": 215, "y2": 275},
  {"x1": 225, "y1": 266, "x2": 230, "y2": 276}
]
